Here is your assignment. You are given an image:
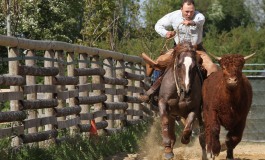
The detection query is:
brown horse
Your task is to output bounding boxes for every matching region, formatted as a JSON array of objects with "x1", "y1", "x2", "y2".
[{"x1": 158, "y1": 41, "x2": 204, "y2": 159}]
